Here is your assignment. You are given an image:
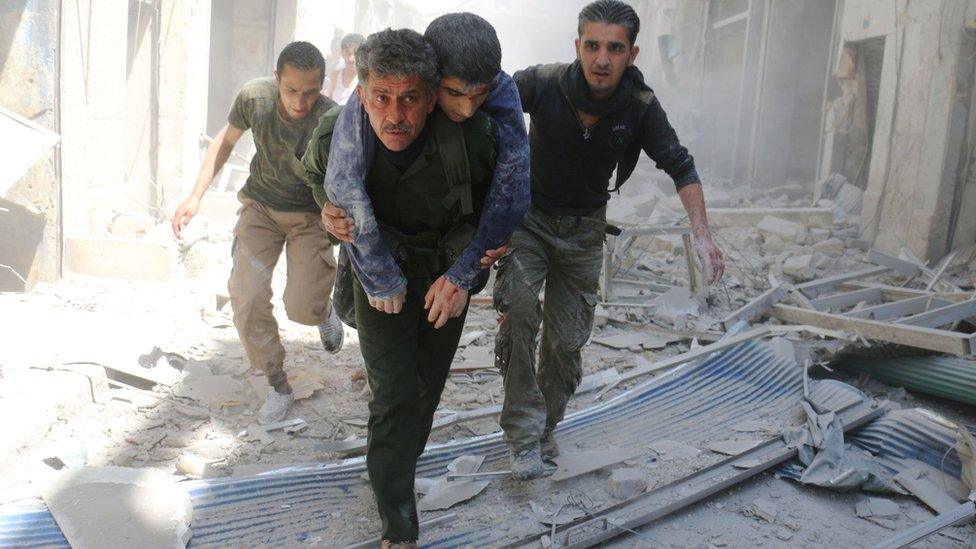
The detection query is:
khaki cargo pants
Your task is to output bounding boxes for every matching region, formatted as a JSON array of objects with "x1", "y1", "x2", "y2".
[
  {"x1": 228, "y1": 192, "x2": 337, "y2": 379},
  {"x1": 493, "y1": 205, "x2": 605, "y2": 450}
]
